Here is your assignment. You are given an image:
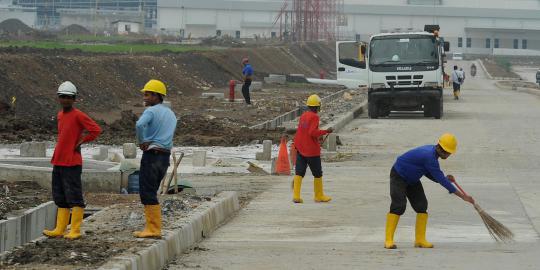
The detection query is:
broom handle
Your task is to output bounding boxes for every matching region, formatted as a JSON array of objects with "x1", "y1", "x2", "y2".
[{"x1": 448, "y1": 177, "x2": 468, "y2": 196}]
